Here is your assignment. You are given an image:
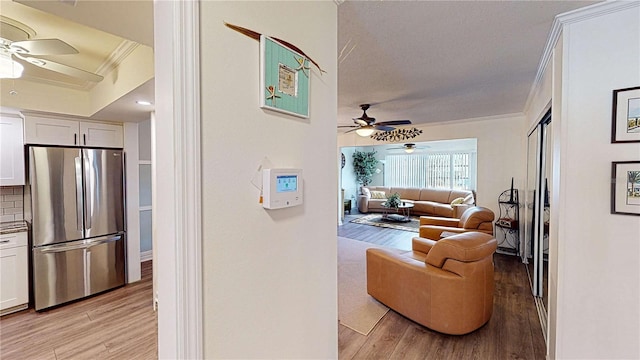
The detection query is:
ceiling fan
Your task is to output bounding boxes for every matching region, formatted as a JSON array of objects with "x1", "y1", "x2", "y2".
[
  {"x1": 338, "y1": 104, "x2": 412, "y2": 137},
  {"x1": 387, "y1": 143, "x2": 429, "y2": 153},
  {"x1": 0, "y1": 16, "x2": 103, "y2": 82}
]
